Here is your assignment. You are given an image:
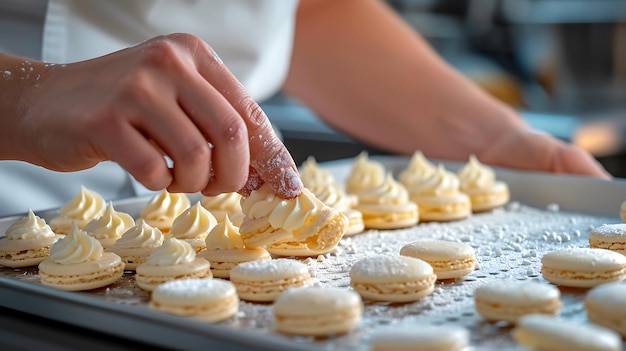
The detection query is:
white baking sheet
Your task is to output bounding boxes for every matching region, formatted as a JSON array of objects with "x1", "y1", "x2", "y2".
[{"x1": 1, "y1": 155, "x2": 625, "y2": 351}]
